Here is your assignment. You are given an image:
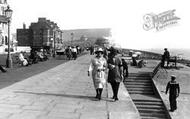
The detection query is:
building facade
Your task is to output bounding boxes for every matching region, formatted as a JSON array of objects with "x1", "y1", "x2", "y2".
[
  {"x1": 0, "y1": 0, "x2": 9, "y2": 46},
  {"x1": 17, "y1": 18, "x2": 64, "y2": 52}
]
